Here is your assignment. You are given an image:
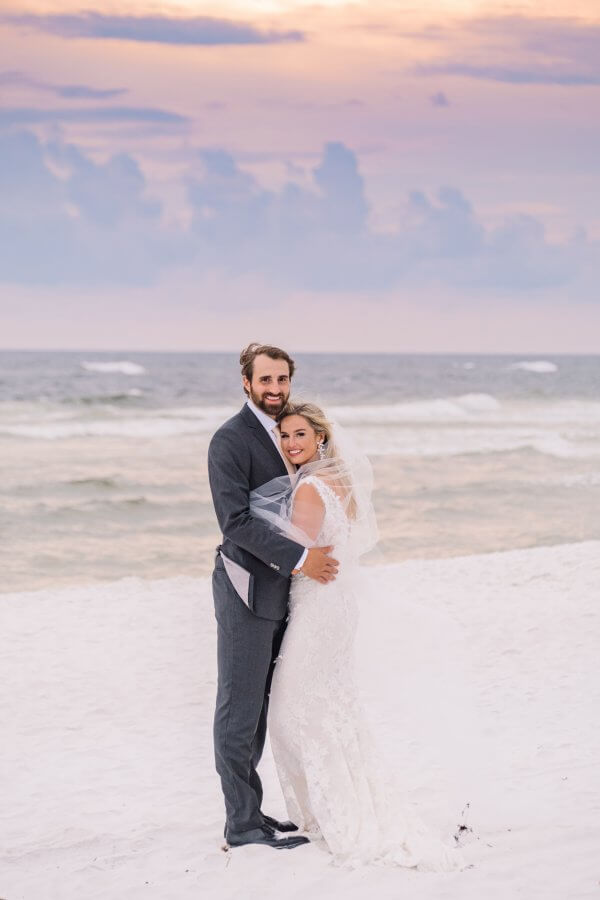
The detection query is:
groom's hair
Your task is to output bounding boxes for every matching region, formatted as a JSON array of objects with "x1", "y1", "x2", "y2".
[{"x1": 240, "y1": 343, "x2": 296, "y2": 395}]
